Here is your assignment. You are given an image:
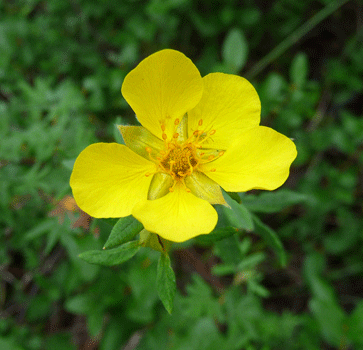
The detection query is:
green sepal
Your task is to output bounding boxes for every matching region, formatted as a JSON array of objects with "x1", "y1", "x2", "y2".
[
  {"x1": 139, "y1": 229, "x2": 173, "y2": 253},
  {"x1": 253, "y1": 215, "x2": 287, "y2": 267},
  {"x1": 79, "y1": 241, "x2": 140, "y2": 266},
  {"x1": 157, "y1": 252, "x2": 176, "y2": 314},
  {"x1": 103, "y1": 216, "x2": 143, "y2": 249}
]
